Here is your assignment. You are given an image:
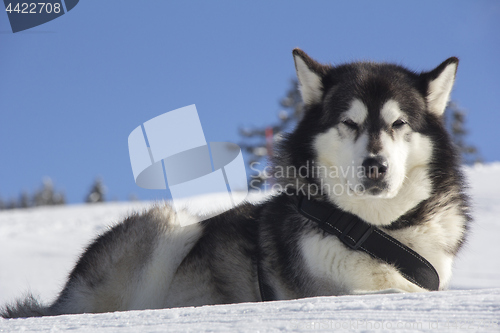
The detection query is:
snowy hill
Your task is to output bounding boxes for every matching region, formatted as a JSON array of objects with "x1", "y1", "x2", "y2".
[
  {"x1": 1, "y1": 164, "x2": 499, "y2": 331},
  {"x1": 1, "y1": 289, "x2": 499, "y2": 332}
]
